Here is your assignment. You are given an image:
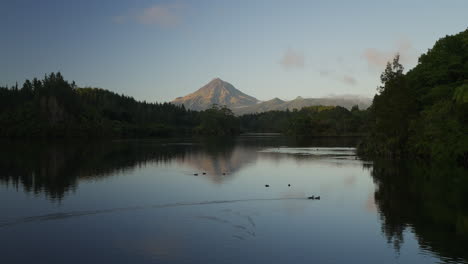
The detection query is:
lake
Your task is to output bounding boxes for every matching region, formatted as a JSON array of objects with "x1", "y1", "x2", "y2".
[{"x1": 0, "y1": 136, "x2": 467, "y2": 264}]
